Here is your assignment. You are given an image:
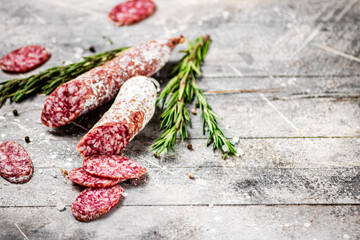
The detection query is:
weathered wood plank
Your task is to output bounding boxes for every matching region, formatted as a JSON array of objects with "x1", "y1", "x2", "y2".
[
  {"x1": 0, "y1": 137, "x2": 359, "y2": 169},
  {"x1": 1, "y1": 165, "x2": 359, "y2": 206},
  {"x1": 1, "y1": 90, "x2": 359, "y2": 139},
  {"x1": 0, "y1": 205, "x2": 359, "y2": 240},
  {"x1": 1, "y1": 0, "x2": 359, "y2": 83}
]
